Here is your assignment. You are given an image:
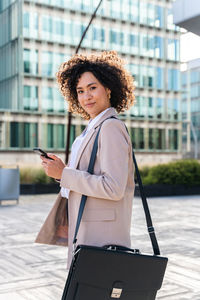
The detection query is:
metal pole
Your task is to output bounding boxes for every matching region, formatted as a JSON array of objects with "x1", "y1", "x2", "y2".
[{"x1": 65, "y1": 0, "x2": 104, "y2": 164}]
